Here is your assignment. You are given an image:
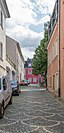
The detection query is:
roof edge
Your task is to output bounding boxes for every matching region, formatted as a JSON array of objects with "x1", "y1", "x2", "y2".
[{"x1": 2, "y1": 0, "x2": 10, "y2": 18}]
